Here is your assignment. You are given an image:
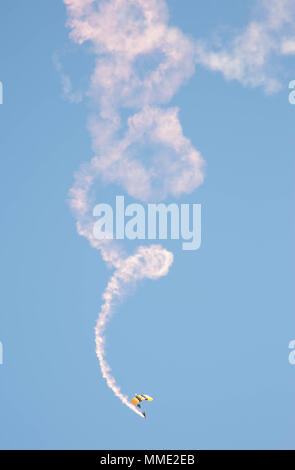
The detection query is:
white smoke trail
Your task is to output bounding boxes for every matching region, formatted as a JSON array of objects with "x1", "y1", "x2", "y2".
[
  {"x1": 95, "y1": 245, "x2": 173, "y2": 417},
  {"x1": 195, "y1": 0, "x2": 295, "y2": 93},
  {"x1": 64, "y1": 0, "x2": 204, "y2": 416}
]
